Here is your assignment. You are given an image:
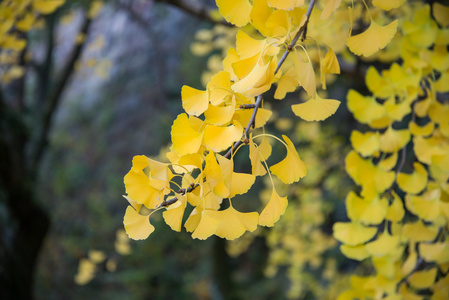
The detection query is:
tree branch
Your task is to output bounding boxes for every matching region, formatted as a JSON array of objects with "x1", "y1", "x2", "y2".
[
  {"x1": 154, "y1": 0, "x2": 232, "y2": 26},
  {"x1": 31, "y1": 15, "x2": 92, "y2": 173}
]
